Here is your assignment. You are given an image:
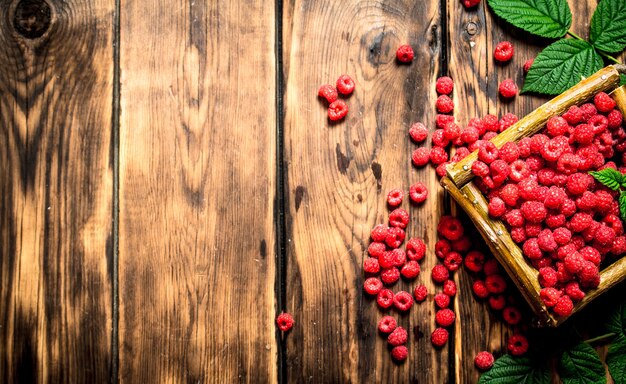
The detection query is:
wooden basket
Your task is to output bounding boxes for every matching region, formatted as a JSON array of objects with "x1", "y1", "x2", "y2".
[{"x1": 441, "y1": 64, "x2": 626, "y2": 327}]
